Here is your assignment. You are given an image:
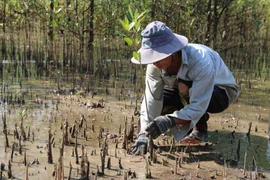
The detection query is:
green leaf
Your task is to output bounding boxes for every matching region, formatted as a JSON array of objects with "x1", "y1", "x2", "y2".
[
  {"x1": 135, "y1": 35, "x2": 141, "y2": 44},
  {"x1": 120, "y1": 19, "x2": 129, "y2": 31},
  {"x1": 136, "y1": 10, "x2": 148, "y2": 21},
  {"x1": 115, "y1": 30, "x2": 125, "y2": 37},
  {"x1": 135, "y1": 23, "x2": 141, "y2": 32},
  {"x1": 124, "y1": 37, "x2": 133, "y2": 46},
  {"x1": 127, "y1": 6, "x2": 133, "y2": 21},
  {"x1": 133, "y1": 51, "x2": 142, "y2": 61},
  {"x1": 189, "y1": 18, "x2": 195, "y2": 26},
  {"x1": 128, "y1": 22, "x2": 135, "y2": 31},
  {"x1": 133, "y1": 51, "x2": 139, "y2": 60}
]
